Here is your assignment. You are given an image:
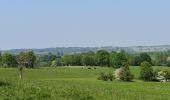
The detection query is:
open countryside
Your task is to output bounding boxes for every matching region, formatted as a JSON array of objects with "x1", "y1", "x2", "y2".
[
  {"x1": 1, "y1": 0, "x2": 170, "y2": 100},
  {"x1": 0, "y1": 66, "x2": 170, "y2": 100},
  {"x1": 0, "y1": 50, "x2": 170, "y2": 100}
]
